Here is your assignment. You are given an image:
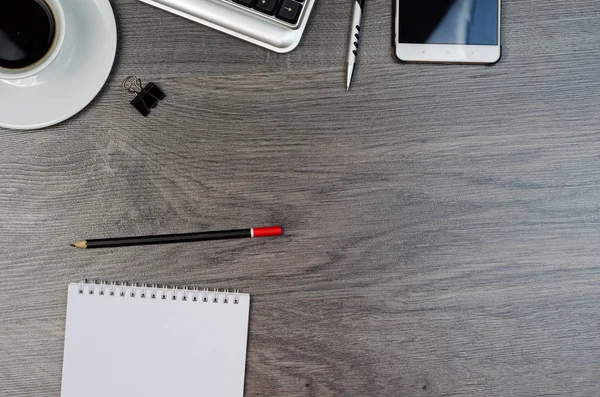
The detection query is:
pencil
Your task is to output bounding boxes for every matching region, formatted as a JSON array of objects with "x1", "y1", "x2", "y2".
[{"x1": 71, "y1": 226, "x2": 283, "y2": 249}]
